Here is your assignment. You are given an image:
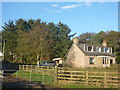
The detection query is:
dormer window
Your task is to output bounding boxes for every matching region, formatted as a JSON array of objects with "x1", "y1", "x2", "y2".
[
  {"x1": 104, "y1": 48, "x2": 109, "y2": 53},
  {"x1": 96, "y1": 46, "x2": 101, "y2": 52},
  {"x1": 87, "y1": 46, "x2": 93, "y2": 52}
]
